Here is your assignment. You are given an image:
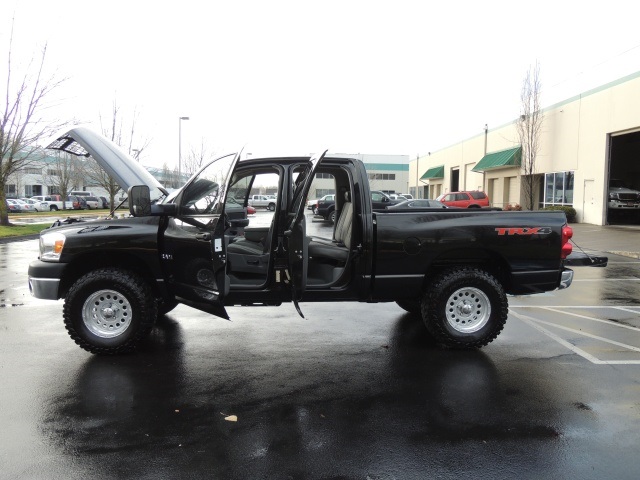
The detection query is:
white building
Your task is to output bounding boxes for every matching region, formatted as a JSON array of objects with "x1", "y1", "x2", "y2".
[
  {"x1": 410, "y1": 70, "x2": 640, "y2": 225},
  {"x1": 307, "y1": 153, "x2": 410, "y2": 200}
]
